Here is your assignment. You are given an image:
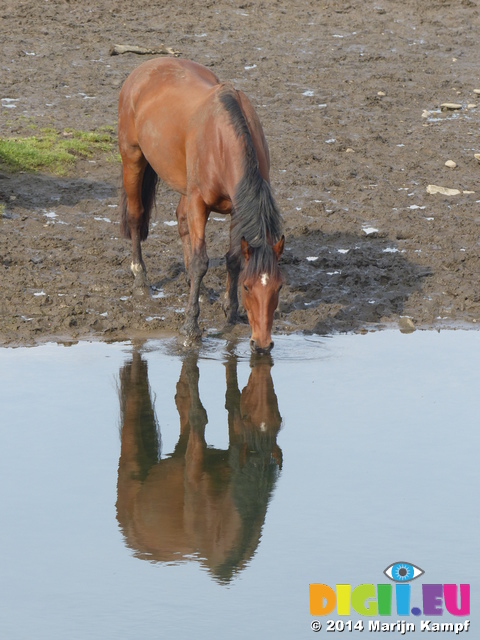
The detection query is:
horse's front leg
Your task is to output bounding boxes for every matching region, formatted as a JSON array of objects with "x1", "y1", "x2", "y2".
[
  {"x1": 223, "y1": 249, "x2": 241, "y2": 324},
  {"x1": 181, "y1": 194, "x2": 209, "y2": 338},
  {"x1": 176, "y1": 195, "x2": 192, "y2": 285},
  {"x1": 175, "y1": 354, "x2": 207, "y2": 436}
]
